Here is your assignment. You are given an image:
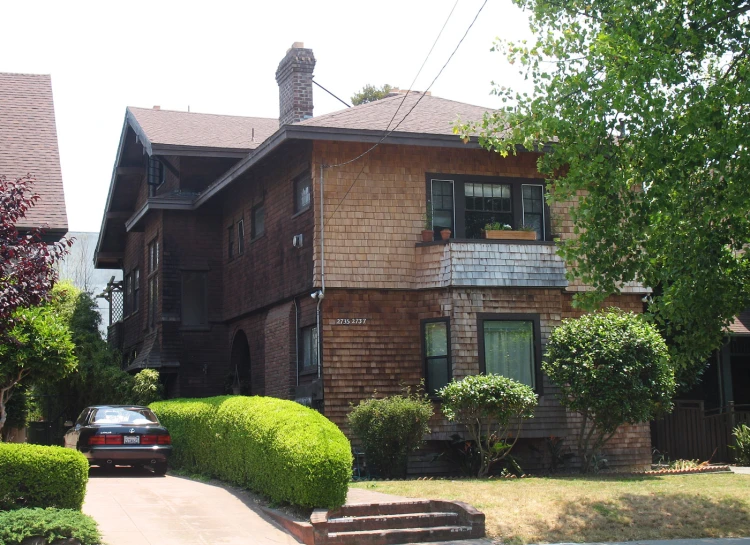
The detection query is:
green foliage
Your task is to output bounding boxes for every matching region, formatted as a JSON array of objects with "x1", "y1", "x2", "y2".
[
  {"x1": 484, "y1": 222, "x2": 512, "y2": 231},
  {"x1": 0, "y1": 284, "x2": 77, "y2": 434},
  {"x1": 457, "y1": 0, "x2": 750, "y2": 386},
  {"x1": 0, "y1": 508, "x2": 101, "y2": 545},
  {"x1": 33, "y1": 287, "x2": 135, "y2": 425},
  {"x1": 351, "y1": 83, "x2": 394, "y2": 105},
  {"x1": 347, "y1": 387, "x2": 433, "y2": 478},
  {"x1": 132, "y1": 369, "x2": 163, "y2": 406},
  {"x1": 0, "y1": 443, "x2": 89, "y2": 510},
  {"x1": 438, "y1": 374, "x2": 538, "y2": 477},
  {"x1": 731, "y1": 424, "x2": 750, "y2": 466},
  {"x1": 544, "y1": 310, "x2": 676, "y2": 471},
  {"x1": 150, "y1": 396, "x2": 351, "y2": 509}
]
